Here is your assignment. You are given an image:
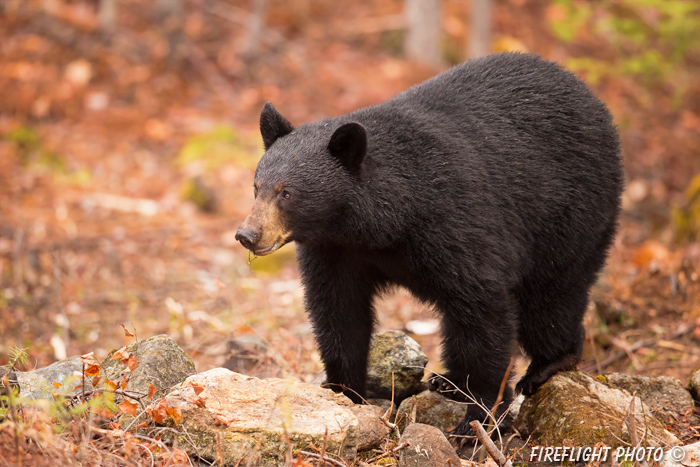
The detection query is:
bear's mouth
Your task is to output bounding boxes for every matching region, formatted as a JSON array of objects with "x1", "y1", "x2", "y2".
[
  {"x1": 253, "y1": 236, "x2": 290, "y2": 256},
  {"x1": 253, "y1": 242, "x2": 278, "y2": 256}
]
